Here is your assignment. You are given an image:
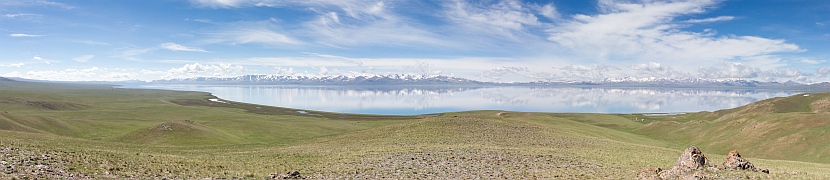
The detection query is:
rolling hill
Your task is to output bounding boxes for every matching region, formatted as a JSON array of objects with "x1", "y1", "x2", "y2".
[{"x1": 0, "y1": 78, "x2": 828, "y2": 179}]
